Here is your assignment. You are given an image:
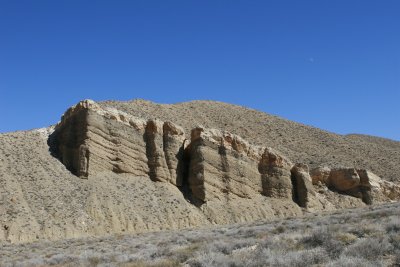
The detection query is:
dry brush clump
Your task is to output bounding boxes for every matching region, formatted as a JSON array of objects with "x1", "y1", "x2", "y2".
[{"x1": 0, "y1": 202, "x2": 399, "y2": 266}]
